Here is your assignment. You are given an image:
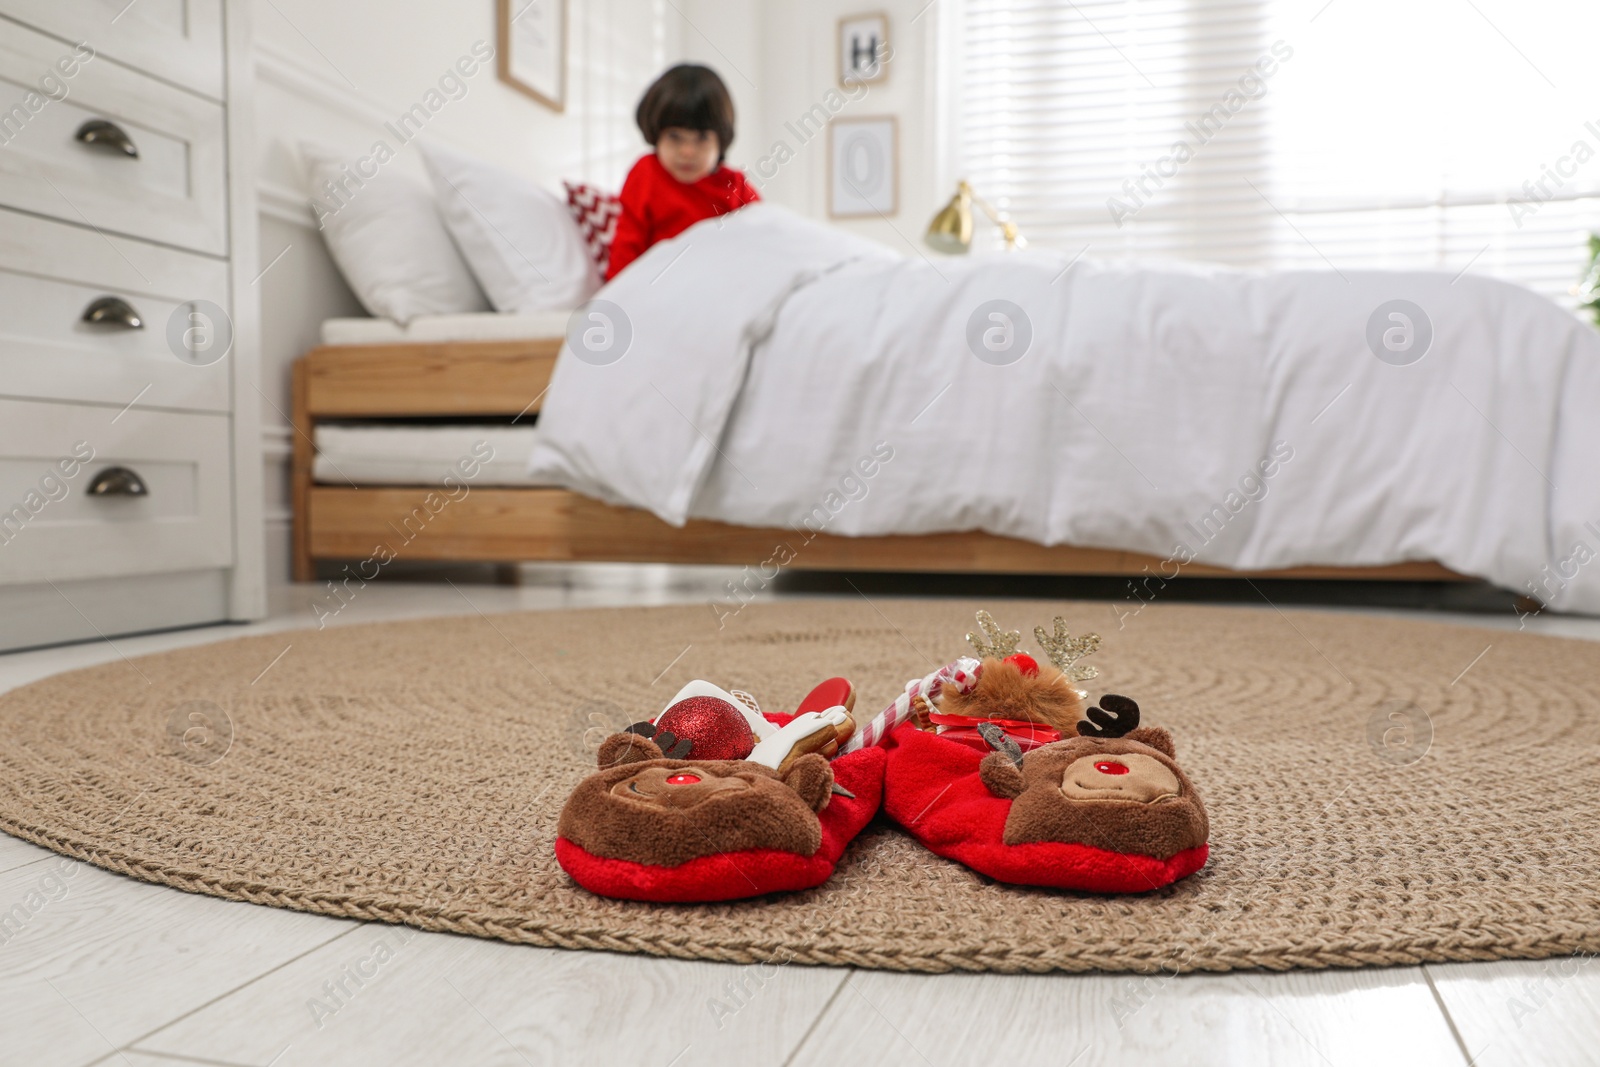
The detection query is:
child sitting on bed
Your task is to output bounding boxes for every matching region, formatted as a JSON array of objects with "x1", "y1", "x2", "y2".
[{"x1": 605, "y1": 64, "x2": 760, "y2": 281}]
